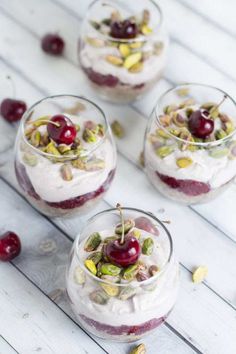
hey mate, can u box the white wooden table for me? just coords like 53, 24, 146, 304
0, 1, 236, 353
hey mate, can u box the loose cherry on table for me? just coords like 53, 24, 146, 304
0, 98, 27, 122
47, 114, 77, 145
105, 235, 140, 267
135, 216, 159, 236
110, 20, 138, 39
0, 231, 21, 262
41, 34, 65, 55
188, 110, 214, 139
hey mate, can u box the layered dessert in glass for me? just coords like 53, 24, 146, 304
79, 0, 168, 103
66, 206, 179, 342
144, 84, 236, 204
14, 95, 117, 217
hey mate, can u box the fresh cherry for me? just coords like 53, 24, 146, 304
110, 20, 138, 39
188, 110, 214, 138
41, 34, 65, 55
135, 217, 159, 236
105, 235, 140, 267
47, 114, 77, 145
0, 231, 21, 262
0, 98, 27, 122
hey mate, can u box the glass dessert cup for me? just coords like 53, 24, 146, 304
79, 0, 168, 104
144, 83, 236, 204
66, 207, 179, 342
14, 95, 117, 217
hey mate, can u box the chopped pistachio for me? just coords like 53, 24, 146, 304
176, 157, 193, 168
84, 259, 97, 275
129, 62, 144, 73
124, 52, 142, 69
119, 44, 131, 58
23, 152, 38, 167
192, 266, 208, 284
156, 145, 174, 158
60, 164, 73, 181
111, 120, 125, 138
106, 55, 123, 66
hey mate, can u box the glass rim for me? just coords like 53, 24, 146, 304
154, 83, 236, 147
74, 207, 173, 288
20, 94, 109, 160
85, 0, 163, 44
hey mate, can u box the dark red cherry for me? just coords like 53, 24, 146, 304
0, 98, 27, 122
41, 34, 64, 55
0, 231, 21, 262
105, 235, 140, 267
188, 110, 214, 138
47, 115, 77, 145
135, 217, 159, 236
110, 20, 138, 39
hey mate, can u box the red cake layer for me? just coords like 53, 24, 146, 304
80, 314, 166, 336
15, 161, 115, 209
156, 171, 211, 196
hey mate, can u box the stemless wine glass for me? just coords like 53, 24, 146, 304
66, 207, 179, 342
14, 95, 117, 217
144, 83, 236, 204
79, 0, 168, 103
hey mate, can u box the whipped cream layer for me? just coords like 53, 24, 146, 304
145, 140, 236, 189
19, 116, 116, 203
67, 229, 179, 327
80, 32, 168, 86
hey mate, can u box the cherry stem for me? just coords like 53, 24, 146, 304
27, 120, 60, 128
206, 94, 227, 119
116, 203, 125, 244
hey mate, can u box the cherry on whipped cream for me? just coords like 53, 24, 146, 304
1, 98, 27, 122
41, 34, 64, 55
47, 114, 77, 145
0, 231, 21, 262
110, 20, 138, 39
188, 110, 214, 138
105, 235, 140, 267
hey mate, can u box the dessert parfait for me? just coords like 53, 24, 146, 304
14, 95, 117, 217
66, 205, 179, 342
79, 0, 168, 103
144, 84, 236, 204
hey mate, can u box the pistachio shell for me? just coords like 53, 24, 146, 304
119, 44, 131, 58
176, 157, 193, 168
124, 52, 142, 69
149, 265, 159, 276
30, 116, 51, 127
156, 145, 174, 158
73, 266, 86, 285
84, 232, 102, 252
142, 237, 154, 255
87, 37, 105, 47
89, 289, 109, 305
122, 264, 139, 281
60, 164, 73, 181
87, 251, 103, 265
84, 259, 97, 275
106, 55, 123, 66
215, 129, 227, 140
136, 271, 149, 282
100, 283, 119, 297
23, 152, 38, 167
30, 130, 41, 147
172, 112, 186, 127
130, 343, 146, 354
111, 120, 125, 138
141, 25, 153, 35
164, 104, 178, 114
115, 219, 135, 235
159, 114, 172, 127
118, 286, 136, 301
209, 147, 229, 158
100, 263, 121, 276
192, 266, 208, 284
